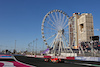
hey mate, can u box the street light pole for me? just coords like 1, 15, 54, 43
36, 38, 38, 55
28, 44, 30, 52
15, 40, 16, 50
33, 40, 34, 54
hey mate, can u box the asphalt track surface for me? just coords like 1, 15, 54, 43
14, 56, 89, 67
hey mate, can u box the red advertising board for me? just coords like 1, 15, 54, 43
66, 57, 75, 60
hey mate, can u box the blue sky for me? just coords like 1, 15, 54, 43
0, 0, 100, 52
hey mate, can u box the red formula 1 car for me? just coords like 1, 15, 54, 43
44, 58, 61, 63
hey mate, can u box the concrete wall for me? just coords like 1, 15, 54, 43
69, 13, 94, 48
78, 13, 94, 43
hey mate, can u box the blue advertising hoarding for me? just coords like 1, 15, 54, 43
75, 57, 99, 61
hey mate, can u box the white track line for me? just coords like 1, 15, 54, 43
12, 55, 36, 67
74, 63, 100, 67
74, 63, 92, 66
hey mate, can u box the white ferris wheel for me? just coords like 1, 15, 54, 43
41, 9, 73, 55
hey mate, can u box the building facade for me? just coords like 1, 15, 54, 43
69, 13, 94, 49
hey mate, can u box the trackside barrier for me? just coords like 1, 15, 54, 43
0, 55, 12, 56
57, 56, 66, 59
61, 53, 77, 57
75, 57, 99, 61
26, 55, 75, 60
98, 57, 100, 61
51, 56, 57, 58
0, 55, 13, 59
75, 57, 82, 60
36, 55, 44, 58
44, 56, 51, 58
25, 55, 32, 57
31, 55, 35, 57
26, 55, 100, 62
66, 57, 75, 60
